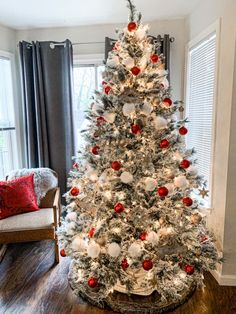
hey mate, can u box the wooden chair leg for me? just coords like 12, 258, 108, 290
55, 237, 59, 264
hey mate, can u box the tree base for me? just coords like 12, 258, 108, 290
76, 283, 196, 314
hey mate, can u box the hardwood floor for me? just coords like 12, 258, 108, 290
0, 241, 236, 314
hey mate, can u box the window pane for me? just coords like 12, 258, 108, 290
0, 56, 18, 179
0, 58, 15, 128
73, 66, 96, 150
97, 65, 105, 88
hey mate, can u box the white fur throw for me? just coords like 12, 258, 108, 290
7, 168, 58, 205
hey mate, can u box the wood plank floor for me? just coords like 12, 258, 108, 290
0, 241, 236, 314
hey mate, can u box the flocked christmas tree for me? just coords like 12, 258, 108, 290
58, 0, 219, 310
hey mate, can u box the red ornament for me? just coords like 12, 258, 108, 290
70, 187, 80, 197
91, 146, 100, 155
128, 22, 137, 32
111, 161, 122, 171
88, 277, 98, 288
163, 97, 173, 106
121, 258, 129, 270
104, 85, 112, 95
142, 259, 153, 271
139, 232, 147, 241
102, 81, 107, 86
73, 162, 79, 169
131, 66, 141, 76
131, 124, 142, 134
96, 116, 106, 126
182, 197, 193, 207
88, 227, 95, 238
60, 249, 66, 257
158, 186, 169, 197
179, 126, 188, 135
200, 235, 208, 242
114, 203, 125, 214
150, 54, 159, 63
184, 264, 195, 275
160, 139, 170, 149
180, 159, 190, 169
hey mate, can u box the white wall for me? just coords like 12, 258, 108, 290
0, 24, 16, 53
187, 0, 236, 283
16, 18, 186, 101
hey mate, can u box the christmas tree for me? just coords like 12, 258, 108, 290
58, 0, 219, 311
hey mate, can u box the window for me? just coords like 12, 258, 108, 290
73, 55, 104, 151
0, 53, 19, 179
185, 28, 218, 206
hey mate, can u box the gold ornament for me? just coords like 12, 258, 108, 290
198, 187, 209, 199
190, 213, 202, 224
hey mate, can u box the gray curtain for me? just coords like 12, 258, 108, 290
19, 39, 75, 196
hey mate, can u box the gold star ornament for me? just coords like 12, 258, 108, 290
198, 187, 209, 199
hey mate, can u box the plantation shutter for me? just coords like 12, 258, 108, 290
186, 33, 217, 190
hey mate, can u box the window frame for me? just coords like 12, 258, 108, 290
0, 50, 23, 178
184, 20, 220, 209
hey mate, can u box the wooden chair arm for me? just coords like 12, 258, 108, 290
53, 187, 62, 229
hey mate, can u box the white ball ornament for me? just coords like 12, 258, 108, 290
173, 151, 182, 161
136, 27, 147, 40
87, 241, 101, 258
144, 177, 157, 192
187, 165, 198, 176
128, 243, 142, 258
165, 183, 175, 194
87, 169, 98, 182
66, 212, 77, 221
153, 115, 168, 130
122, 103, 136, 116
107, 242, 121, 258
174, 175, 189, 188
72, 236, 87, 252
123, 57, 135, 69
103, 112, 116, 123
120, 171, 133, 184
140, 102, 153, 116
147, 231, 159, 245
107, 55, 120, 67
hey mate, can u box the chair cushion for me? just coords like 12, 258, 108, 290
0, 207, 54, 232
7, 168, 58, 205
0, 175, 39, 220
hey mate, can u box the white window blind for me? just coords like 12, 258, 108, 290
186, 33, 217, 200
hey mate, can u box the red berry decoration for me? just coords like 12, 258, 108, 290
131, 66, 141, 76
200, 235, 208, 242
180, 159, 191, 169
160, 139, 170, 149
150, 54, 159, 63
73, 162, 79, 169
128, 22, 137, 32
131, 124, 142, 135
179, 126, 188, 135
88, 277, 98, 288
104, 85, 112, 95
163, 97, 173, 106
158, 186, 169, 197
182, 197, 193, 207
184, 264, 195, 275
111, 161, 122, 171
102, 81, 107, 86
96, 116, 106, 126
121, 258, 129, 270
70, 187, 80, 197
60, 249, 66, 257
92, 145, 100, 155
139, 232, 147, 241
114, 203, 125, 214
142, 259, 153, 271
88, 227, 95, 238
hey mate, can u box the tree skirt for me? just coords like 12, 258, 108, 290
74, 282, 196, 314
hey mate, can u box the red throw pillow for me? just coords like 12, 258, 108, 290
0, 174, 39, 220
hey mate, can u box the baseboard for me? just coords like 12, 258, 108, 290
211, 269, 236, 286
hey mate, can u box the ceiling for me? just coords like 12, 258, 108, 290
0, 0, 202, 30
